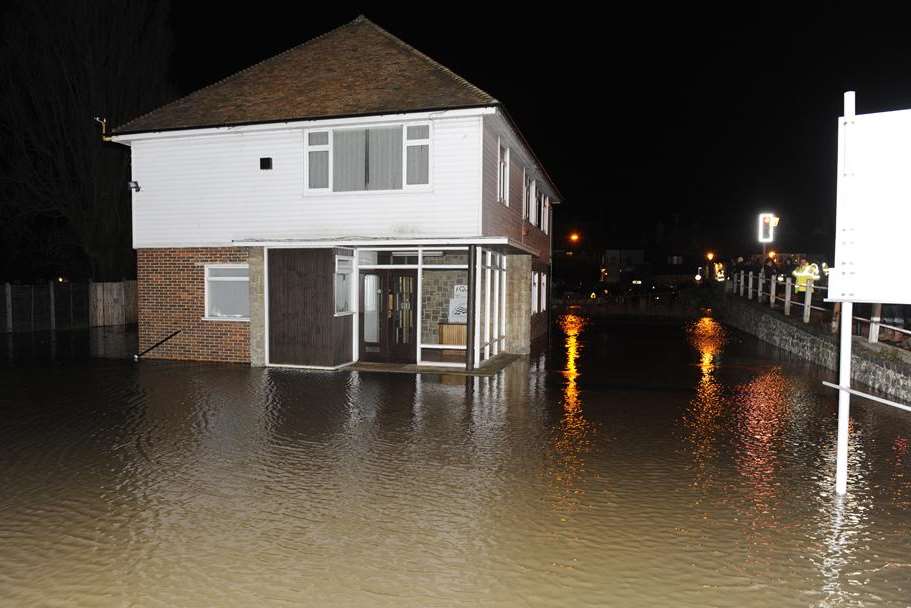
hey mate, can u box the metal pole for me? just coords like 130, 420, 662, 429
784, 278, 792, 316
803, 281, 813, 323
769, 274, 776, 307
748, 271, 753, 300
836, 301, 853, 495
868, 303, 882, 343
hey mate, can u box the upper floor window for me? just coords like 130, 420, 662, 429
406, 125, 430, 186
497, 141, 509, 205
305, 123, 430, 193
522, 169, 531, 220
529, 180, 538, 226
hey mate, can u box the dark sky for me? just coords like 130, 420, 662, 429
168, 3, 911, 257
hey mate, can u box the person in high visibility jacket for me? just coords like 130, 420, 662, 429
792, 258, 820, 293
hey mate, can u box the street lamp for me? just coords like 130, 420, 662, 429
758, 212, 780, 256
569, 232, 580, 244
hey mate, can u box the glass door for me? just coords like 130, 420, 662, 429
359, 270, 417, 363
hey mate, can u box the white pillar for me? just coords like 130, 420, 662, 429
769, 275, 776, 307
803, 281, 813, 323
868, 303, 882, 343
739, 271, 745, 296
784, 278, 792, 316
758, 271, 764, 301
748, 272, 753, 300
836, 301, 854, 495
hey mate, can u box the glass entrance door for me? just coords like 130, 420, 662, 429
359, 270, 417, 363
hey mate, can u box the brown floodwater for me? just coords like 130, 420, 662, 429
1, 316, 910, 607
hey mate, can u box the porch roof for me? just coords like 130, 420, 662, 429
231, 236, 540, 257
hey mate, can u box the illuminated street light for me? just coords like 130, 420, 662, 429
569, 232, 581, 243
706, 252, 715, 261
758, 212, 779, 243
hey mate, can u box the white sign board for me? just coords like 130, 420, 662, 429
448, 285, 468, 323
831, 106, 911, 303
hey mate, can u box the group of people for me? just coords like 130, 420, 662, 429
728, 254, 821, 293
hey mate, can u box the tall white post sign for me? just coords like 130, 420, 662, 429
827, 91, 911, 495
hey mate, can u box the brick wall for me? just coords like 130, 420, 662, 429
137, 248, 250, 363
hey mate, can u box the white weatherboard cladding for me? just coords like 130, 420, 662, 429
130, 116, 482, 247
831, 108, 911, 304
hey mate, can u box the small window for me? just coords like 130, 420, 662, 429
306, 131, 330, 190
335, 256, 354, 315
529, 181, 538, 226
522, 169, 531, 220
542, 196, 549, 234
531, 272, 540, 314
497, 141, 509, 204
205, 264, 249, 320
259, 157, 273, 170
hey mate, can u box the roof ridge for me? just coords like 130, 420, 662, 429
359, 18, 497, 104
117, 16, 364, 132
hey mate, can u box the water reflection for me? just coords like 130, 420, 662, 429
549, 314, 596, 512
684, 317, 728, 482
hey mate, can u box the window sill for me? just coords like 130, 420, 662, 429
201, 316, 250, 322
303, 186, 433, 197
334, 311, 354, 317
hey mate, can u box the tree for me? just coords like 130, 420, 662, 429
0, 0, 173, 280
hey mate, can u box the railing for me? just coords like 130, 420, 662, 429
729, 269, 911, 349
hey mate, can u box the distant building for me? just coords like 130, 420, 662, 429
601, 249, 645, 283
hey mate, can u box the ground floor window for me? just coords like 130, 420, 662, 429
335, 256, 354, 315
204, 264, 249, 320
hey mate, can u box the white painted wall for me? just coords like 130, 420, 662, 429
127, 114, 484, 247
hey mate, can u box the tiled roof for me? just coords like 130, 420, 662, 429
114, 16, 497, 134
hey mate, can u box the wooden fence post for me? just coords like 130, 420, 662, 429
48, 280, 56, 331
740, 271, 745, 296
803, 281, 813, 323
869, 302, 882, 343
748, 272, 754, 300
4, 282, 11, 332
758, 271, 764, 301
784, 278, 792, 316
770, 275, 776, 307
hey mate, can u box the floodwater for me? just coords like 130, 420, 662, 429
1, 316, 910, 607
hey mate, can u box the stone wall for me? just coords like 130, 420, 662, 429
421, 269, 467, 343
717, 293, 911, 403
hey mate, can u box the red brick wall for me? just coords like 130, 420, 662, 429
137, 248, 250, 363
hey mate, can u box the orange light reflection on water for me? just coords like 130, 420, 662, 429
684, 317, 728, 481
550, 313, 595, 512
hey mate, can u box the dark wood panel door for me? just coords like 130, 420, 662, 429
359, 270, 416, 363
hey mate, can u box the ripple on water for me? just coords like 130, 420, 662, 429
1, 320, 910, 606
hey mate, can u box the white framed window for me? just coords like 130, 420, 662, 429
531, 271, 540, 314
542, 196, 550, 234
305, 130, 330, 191
541, 273, 547, 311
335, 255, 354, 315
305, 124, 431, 193
405, 124, 430, 186
522, 169, 531, 220
529, 180, 538, 226
204, 264, 249, 321
497, 140, 509, 204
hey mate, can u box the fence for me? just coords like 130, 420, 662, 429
1, 280, 136, 333
729, 270, 910, 349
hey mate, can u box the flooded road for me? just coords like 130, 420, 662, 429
1, 315, 910, 607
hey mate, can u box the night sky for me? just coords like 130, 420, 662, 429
165, 4, 911, 258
